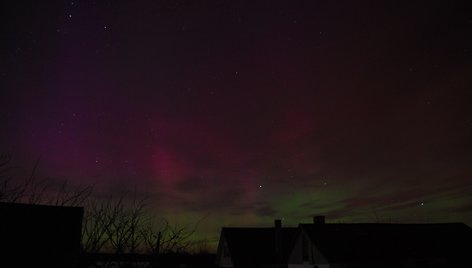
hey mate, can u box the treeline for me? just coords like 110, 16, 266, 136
0, 154, 208, 255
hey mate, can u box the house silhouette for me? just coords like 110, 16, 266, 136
217, 219, 298, 268
216, 216, 472, 268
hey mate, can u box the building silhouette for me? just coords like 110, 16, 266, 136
217, 216, 472, 268
0, 202, 83, 268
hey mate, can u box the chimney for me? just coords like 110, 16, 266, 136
274, 219, 282, 262
275, 219, 282, 229
313, 215, 325, 225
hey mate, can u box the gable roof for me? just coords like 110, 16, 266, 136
221, 227, 298, 266
300, 222, 472, 263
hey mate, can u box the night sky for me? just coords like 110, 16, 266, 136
1, 1, 471, 247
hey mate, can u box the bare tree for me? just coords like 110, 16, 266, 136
0, 153, 15, 201
141, 214, 209, 254
159, 219, 198, 253
82, 192, 205, 255
0, 154, 92, 206
1, 153, 206, 257
105, 193, 148, 254
140, 221, 162, 255
82, 192, 150, 254
0, 154, 44, 203
82, 197, 120, 253
50, 180, 93, 207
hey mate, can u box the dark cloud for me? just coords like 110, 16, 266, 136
174, 176, 208, 193
254, 204, 277, 217
178, 186, 247, 212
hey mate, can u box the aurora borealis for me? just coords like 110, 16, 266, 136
1, 1, 471, 249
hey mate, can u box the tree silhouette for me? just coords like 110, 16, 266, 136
0, 153, 92, 206
82, 192, 201, 255
1, 153, 205, 258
